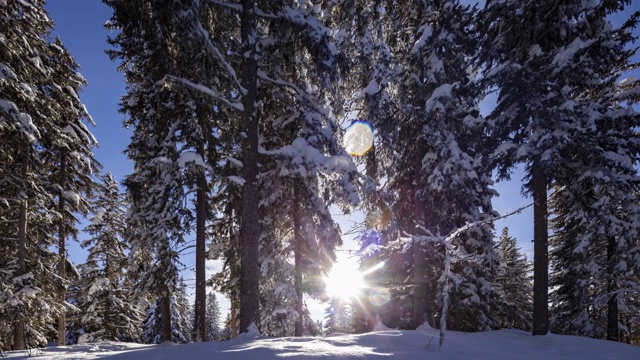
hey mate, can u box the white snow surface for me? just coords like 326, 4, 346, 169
3, 328, 638, 359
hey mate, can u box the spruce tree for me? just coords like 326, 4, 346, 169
105, 0, 223, 342
173, 0, 360, 336
0, 0, 98, 349
75, 173, 143, 342
334, 0, 497, 332
142, 278, 192, 344
549, 2, 640, 340
493, 228, 532, 330
481, 0, 640, 337
324, 297, 351, 334
205, 292, 222, 341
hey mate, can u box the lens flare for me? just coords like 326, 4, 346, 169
343, 120, 373, 156
368, 287, 391, 307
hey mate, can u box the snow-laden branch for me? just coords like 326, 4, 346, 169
256, 70, 305, 96
206, 0, 242, 12
254, 7, 278, 19
414, 203, 533, 347
191, 16, 247, 95
444, 203, 533, 243
165, 75, 244, 111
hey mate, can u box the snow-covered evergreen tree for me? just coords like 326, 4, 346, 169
0, 0, 98, 349
493, 228, 532, 331
334, 0, 497, 332
324, 298, 351, 334
105, 0, 220, 342
205, 292, 222, 341
481, 0, 640, 338
162, 0, 362, 336
74, 173, 143, 342
143, 278, 192, 344
548, 2, 640, 340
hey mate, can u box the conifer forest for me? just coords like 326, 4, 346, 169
2, 0, 640, 351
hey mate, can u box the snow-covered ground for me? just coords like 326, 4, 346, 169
3, 326, 638, 359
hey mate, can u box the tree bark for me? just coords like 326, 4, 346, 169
13, 144, 29, 351
57, 152, 67, 346
161, 296, 172, 342
412, 241, 427, 329
607, 237, 619, 341
293, 185, 304, 336
105, 252, 112, 339
194, 167, 207, 341
238, 0, 261, 335
531, 160, 549, 336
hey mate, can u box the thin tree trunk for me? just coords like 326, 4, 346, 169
607, 237, 619, 341
194, 167, 207, 341
412, 241, 427, 329
532, 160, 549, 336
293, 185, 304, 336
412, 141, 427, 329
231, 296, 237, 339
161, 296, 172, 342
57, 152, 67, 346
105, 252, 112, 339
13, 144, 29, 351
238, 0, 260, 335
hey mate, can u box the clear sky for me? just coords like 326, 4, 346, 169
43, 0, 639, 324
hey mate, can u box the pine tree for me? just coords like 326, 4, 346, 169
75, 173, 143, 342
493, 228, 532, 330
167, 0, 361, 337
205, 292, 222, 341
324, 298, 351, 334
0, 0, 98, 349
105, 0, 220, 342
481, 0, 640, 337
480, 0, 589, 336
548, 3, 640, 340
142, 278, 192, 344
333, 0, 497, 332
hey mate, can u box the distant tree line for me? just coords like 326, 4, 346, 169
1, 0, 640, 351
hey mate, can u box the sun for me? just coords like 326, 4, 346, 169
324, 258, 364, 300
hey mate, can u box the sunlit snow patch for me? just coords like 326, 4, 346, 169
343, 120, 373, 156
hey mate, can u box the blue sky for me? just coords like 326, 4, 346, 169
45, 2, 131, 262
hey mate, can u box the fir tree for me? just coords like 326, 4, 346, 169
0, 0, 98, 349
335, 0, 497, 332
481, 0, 640, 337
324, 298, 351, 334
493, 228, 532, 330
143, 278, 192, 344
205, 292, 222, 341
75, 173, 143, 342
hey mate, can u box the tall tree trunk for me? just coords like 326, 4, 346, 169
412, 142, 427, 329
105, 252, 112, 339
161, 295, 172, 342
230, 296, 238, 339
238, 0, 260, 335
194, 167, 207, 341
57, 152, 67, 346
532, 160, 549, 336
13, 144, 29, 351
412, 241, 427, 329
293, 185, 304, 336
607, 236, 619, 341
